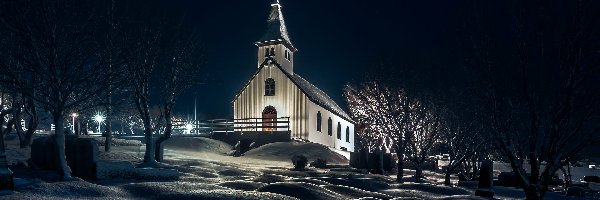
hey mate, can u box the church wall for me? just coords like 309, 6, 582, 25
233, 64, 308, 138
306, 101, 355, 152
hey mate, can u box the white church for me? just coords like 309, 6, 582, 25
233, 0, 355, 152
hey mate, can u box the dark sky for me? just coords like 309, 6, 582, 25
173, 0, 472, 119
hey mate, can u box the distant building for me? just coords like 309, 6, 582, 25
233, 0, 354, 152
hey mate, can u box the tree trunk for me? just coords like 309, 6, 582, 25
143, 127, 156, 165
415, 164, 423, 183
53, 112, 72, 179
395, 144, 404, 183
154, 105, 173, 162
524, 185, 541, 200
104, 97, 112, 152
444, 165, 452, 186
18, 133, 33, 149
18, 98, 37, 149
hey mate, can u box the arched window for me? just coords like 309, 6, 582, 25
265, 78, 275, 96
270, 47, 275, 56
316, 111, 322, 132
346, 126, 350, 142
265, 47, 270, 57
284, 50, 288, 60
327, 118, 332, 136
337, 122, 342, 139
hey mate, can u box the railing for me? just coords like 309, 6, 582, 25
171, 117, 290, 136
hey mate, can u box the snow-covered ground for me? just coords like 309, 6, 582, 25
1, 135, 593, 199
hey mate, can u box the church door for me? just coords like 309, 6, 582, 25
262, 106, 277, 131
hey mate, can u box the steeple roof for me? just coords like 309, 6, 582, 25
256, 0, 297, 51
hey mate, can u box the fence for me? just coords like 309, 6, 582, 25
172, 117, 290, 136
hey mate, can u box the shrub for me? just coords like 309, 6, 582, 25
310, 158, 327, 169
292, 155, 308, 170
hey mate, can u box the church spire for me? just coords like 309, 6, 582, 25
256, 0, 296, 52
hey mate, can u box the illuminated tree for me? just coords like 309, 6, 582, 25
345, 82, 440, 183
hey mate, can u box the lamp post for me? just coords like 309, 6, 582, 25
93, 113, 105, 134
71, 113, 78, 134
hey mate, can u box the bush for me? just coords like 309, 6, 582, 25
292, 155, 308, 170
310, 158, 327, 169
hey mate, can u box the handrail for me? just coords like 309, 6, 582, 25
171, 117, 291, 135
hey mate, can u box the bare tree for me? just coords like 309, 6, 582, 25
465, 0, 600, 198
345, 82, 440, 183
126, 2, 206, 165
404, 99, 440, 183
439, 111, 486, 186
0, 0, 116, 179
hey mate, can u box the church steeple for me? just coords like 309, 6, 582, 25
256, 0, 296, 74
256, 0, 296, 51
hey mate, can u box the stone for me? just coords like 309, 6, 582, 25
475, 159, 494, 197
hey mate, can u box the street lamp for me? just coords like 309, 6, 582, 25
93, 113, 105, 134
71, 113, 78, 134
185, 123, 194, 134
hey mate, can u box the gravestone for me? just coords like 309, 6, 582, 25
30, 136, 99, 180
0, 154, 14, 190
31, 136, 59, 170
361, 149, 369, 170
475, 159, 494, 197
382, 153, 393, 173
72, 138, 98, 180
368, 152, 384, 174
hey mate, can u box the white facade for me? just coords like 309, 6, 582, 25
232, 1, 354, 152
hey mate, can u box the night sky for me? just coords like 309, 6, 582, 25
173, 0, 475, 119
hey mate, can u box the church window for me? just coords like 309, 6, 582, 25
327, 118, 332, 136
270, 47, 275, 56
265, 47, 269, 57
346, 126, 350, 142
265, 78, 275, 96
337, 122, 341, 140
285, 50, 289, 60
316, 112, 322, 132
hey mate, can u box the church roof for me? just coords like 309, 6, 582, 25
288, 73, 353, 122
233, 58, 354, 123
255, 0, 296, 51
